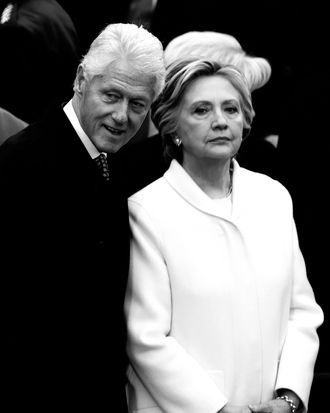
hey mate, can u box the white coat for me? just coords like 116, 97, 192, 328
125, 159, 323, 413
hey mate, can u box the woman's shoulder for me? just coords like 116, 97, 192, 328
128, 176, 169, 205
238, 164, 292, 201
128, 177, 175, 226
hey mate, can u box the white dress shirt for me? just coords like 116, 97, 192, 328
63, 100, 107, 160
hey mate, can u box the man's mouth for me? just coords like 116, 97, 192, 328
104, 125, 125, 135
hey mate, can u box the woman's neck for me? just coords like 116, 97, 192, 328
182, 157, 232, 199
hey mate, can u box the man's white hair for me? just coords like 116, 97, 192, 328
80, 23, 165, 100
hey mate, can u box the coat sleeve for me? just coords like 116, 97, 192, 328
125, 199, 227, 413
275, 217, 324, 412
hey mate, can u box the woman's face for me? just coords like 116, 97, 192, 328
176, 75, 244, 164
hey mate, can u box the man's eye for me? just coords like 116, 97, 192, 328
105, 93, 119, 101
131, 101, 146, 112
132, 101, 144, 108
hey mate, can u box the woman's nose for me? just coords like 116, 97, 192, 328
212, 109, 228, 129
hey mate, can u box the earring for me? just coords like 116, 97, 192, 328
174, 136, 182, 147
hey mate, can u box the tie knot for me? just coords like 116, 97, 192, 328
94, 153, 110, 181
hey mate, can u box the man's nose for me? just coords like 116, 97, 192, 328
112, 100, 129, 124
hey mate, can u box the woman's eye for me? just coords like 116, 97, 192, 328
225, 106, 239, 114
195, 106, 209, 115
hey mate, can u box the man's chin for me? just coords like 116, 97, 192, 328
98, 136, 131, 154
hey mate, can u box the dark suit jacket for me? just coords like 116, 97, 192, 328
118, 133, 167, 197
0, 105, 129, 411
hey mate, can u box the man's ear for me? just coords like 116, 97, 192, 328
74, 64, 86, 96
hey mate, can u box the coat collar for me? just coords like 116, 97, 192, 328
164, 159, 246, 220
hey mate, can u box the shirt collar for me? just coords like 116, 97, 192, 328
63, 99, 106, 160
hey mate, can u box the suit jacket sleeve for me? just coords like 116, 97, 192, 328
125, 199, 227, 413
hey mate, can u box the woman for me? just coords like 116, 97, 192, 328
119, 30, 274, 198
124, 60, 323, 413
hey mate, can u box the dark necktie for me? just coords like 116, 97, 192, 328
94, 153, 110, 181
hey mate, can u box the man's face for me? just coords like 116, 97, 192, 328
76, 60, 154, 153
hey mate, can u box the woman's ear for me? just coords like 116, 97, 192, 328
172, 134, 182, 147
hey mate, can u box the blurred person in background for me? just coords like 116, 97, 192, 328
0, 106, 28, 145
58, 0, 132, 55
0, 0, 80, 123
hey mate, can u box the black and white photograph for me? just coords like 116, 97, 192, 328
1, 1, 328, 412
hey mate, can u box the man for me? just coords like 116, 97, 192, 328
0, 23, 165, 411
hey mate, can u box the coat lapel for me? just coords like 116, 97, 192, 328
164, 159, 245, 220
